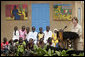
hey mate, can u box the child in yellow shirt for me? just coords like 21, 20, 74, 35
52, 29, 59, 47
37, 27, 44, 41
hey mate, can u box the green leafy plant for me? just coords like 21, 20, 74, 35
30, 45, 84, 56
72, 53, 84, 56
55, 50, 69, 56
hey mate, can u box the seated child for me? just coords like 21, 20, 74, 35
1, 37, 9, 56
37, 38, 45, 48
26, 38, 34, 51
46, 37, 55, 47
8, 39, 15, 55
15, 38, 26, 56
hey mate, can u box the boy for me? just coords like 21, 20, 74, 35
44, 26, 52, 43
37, 27, 44, 41
28, 26, 38, 44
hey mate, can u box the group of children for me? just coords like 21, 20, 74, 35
1, 26, 64, 56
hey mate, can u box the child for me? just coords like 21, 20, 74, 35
19, 26, 26, 40
26, 38, 34, 51
13, 26, 19, 41
1, 37, 9, 56
24, 38, 35, 56
25, 27, 30, 44
8, 39, 15, 56
15, 38, 26, 56
37, 38, 45, 48
37, 27, 44, 41
52, 29, 59, 47
46, 37, 55, 47
28, 26, 38, 44
44, 26, 52, 43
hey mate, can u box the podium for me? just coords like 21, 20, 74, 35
58, 30, 79, 49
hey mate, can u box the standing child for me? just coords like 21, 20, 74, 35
52, 29, 59, 47
13, 26, 19, 41
19, 26, 26, 40
28, 26, 38, 44
37, 27, 44, 42
25, 27, 30, 44
44, 26, 52, 43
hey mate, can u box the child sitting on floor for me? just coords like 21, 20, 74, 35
46, 37, 55, 47
15, 37, 26, 56
1, 37, 9, 56
37, 38, 45, 48
8, 39, 15, 56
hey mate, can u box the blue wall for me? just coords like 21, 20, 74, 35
32, 3, 50, 32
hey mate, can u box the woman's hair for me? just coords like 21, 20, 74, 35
72, 17, 78, 23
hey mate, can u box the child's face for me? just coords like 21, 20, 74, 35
32, 27, 35, 32
19, 39, 23, 43
26, 27, 30, 32
22, 26, 25, 31
54, 30, 57, 33
39, 28, 42, 32
14, 26, 18, 30
3, 38, 7, 43
46, 26, 50, 31
29, 39, 33, 44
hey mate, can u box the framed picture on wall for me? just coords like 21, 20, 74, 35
5, 4, 28, 20
53, 4, 72, 21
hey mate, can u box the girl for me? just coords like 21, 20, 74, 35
19, 26, 26, 40
52, 29, 59, 47
13, 26, 19, 41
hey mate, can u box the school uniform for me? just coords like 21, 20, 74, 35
37, 32, 44, 40
13, 30, 19, 41
44, 30, 52, 43
28, 31, 38, 44
19, 30, 26, 40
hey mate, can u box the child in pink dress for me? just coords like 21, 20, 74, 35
19, 26, 26, 40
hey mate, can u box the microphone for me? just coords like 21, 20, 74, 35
59, 26, 67, 32
63, 26, 67, 31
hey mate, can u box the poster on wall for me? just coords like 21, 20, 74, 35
53, 4, 72, 21
5, 4, 28, 20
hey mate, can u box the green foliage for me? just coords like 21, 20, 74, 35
72, 53, 84, 56
30, 45, 84, 56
